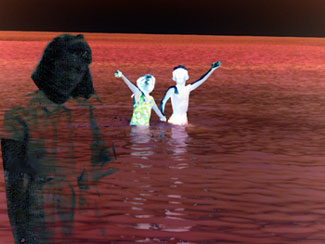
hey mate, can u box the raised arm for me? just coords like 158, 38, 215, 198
160, 86, 175, 116
115, 70, 141, 96
189, 61, 221, 92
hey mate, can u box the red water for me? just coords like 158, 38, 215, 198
1, 32, 325, 243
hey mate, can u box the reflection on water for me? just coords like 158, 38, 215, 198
169, 126, 189, 158
130, 125, 190, 162
130, 126, 154, 160
163, 178, 193, 233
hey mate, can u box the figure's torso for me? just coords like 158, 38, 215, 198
130, 94, 154, 126
170, 85, 191, 116
2, 90, 97, 178
168, 85, 191, 125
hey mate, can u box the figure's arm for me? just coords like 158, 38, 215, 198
88, 104, 118, 183
115, 70, 141, 96
78, 105, 118, 210
1, 138, 29, 243
160, 86, 175, 116
152, 100, 166, 121
189, 61, 221, 92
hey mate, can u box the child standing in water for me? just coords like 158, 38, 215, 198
115, 70, 166, 126
160, 61, 221, 126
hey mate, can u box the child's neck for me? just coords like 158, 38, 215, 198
176, 83, 186, 89
175, 79, 186, 88
143, 91, 150, 97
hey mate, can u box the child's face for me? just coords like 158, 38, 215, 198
172, 68, 189, 84
137, 75, 155, 94
141, 82, 155, 94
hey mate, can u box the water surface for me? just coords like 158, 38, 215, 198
0, 32, 325, 243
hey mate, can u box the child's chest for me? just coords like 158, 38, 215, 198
174, 86, 190, 100
134, 95, 153, 108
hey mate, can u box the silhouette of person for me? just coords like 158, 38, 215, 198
1, 34, 117, 243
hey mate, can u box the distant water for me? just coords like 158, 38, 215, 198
0, 32, 325, 243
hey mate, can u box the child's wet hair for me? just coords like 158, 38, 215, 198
173, 65, 187, 71
144, 74, 153, 79
144, 75, 153, 84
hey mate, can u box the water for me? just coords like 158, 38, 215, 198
0, 32, 325, 243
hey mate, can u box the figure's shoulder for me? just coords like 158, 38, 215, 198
4, 90, 40, 115
166, 85, 179, 95
73, 93, 103, 108
85, 93, 102, 106
24, 90, 41, 98
148, 95, 155, 102
2, 91, 42, 140
25, 90, 46, 106
3, 105, 25, 121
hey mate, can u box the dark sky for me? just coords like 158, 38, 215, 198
0, 0, 324, 37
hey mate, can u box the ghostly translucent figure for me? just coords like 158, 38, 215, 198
160, 61, 221, 126
1, 34, 117, 244
115, 70, 166, 126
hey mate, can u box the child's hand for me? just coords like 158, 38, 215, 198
160, 116, 167, 122
114, 70, 123, 78
212, 61, 221, 69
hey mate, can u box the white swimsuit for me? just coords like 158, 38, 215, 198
168, 113, 188, 126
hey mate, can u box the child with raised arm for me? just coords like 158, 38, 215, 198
160, 61, 221, 126
115, 70, 166, 126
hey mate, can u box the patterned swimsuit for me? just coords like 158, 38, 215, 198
130, 94, 154, 126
